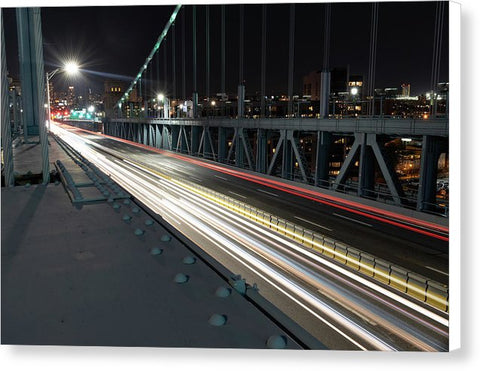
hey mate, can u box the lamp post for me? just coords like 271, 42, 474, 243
46, 61, 79, 130
350, 86, 358, 117
157, 94, 164, 118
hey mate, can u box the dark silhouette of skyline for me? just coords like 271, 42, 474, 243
2, 2, 449, 97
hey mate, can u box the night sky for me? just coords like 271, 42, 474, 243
2, 1, 449, 98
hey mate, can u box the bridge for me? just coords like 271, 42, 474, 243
2, 3, 451, 352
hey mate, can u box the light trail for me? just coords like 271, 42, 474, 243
51, 122, 449, 351
66, 125, 449, 240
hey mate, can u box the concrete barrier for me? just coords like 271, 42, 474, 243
345, 247, 361, 271
322, 237, 336, 258
359, 252, 376, 277
373, 259, 391, 284
302, 230, 314, 249
407, 272, 427, 302
333, 242, 348, 265
285, 222, 296, 240
390, 266, 409, 293
312, 234, 325, 254
426, 280, 449, 311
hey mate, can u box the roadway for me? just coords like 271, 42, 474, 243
50, 122, 449, 351
73, 125, 449, 284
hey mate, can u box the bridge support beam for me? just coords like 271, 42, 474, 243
314, 131, 332, 187
358, 134, 375, 198
417, 135, 447, 212
16, 7, 49, 183
191, 126, 200, 155
176, 126, 190, 154
333, 133, 404, 205
171, 126, 180, 151
142, 124, 149, 145
320, 71, 331, 118
198, 127, 216, 160
154, 124, 162, 149
1, 13, 14, 186
256, 129, 267, 173
162, 126, 171, 150
237, 85, 245, 118
227, 127, 254, 169
282, 130, 294, 179
218, 127, 227, 163
266, 130, 308, 182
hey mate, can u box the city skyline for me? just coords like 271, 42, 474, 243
2, 1, 449, 97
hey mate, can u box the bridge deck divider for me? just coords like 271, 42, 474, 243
154, 167, 450, 313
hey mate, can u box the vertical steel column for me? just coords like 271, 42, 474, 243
1, 12, 14, 186
367, 3, 379, 116
430, 2, 445, 118
163, 38, 168, 93
314, 131, 332, 187
144, 71, 149, 118
234, 128, 245, 168
237, 85, 245, 118
218, 127, 227, 163
206, 5, 210, 101
282, 129, 293, 179
172, 22, 176, 101
17, 7, 49, 143
260, 5, 267, 117
417, 135, 442, 211
182, 9, 186, 100
16, 8, 34, 140
221, 5, 226, 97
357, 133, 375, 198
320, 4, 331, 118
191, 125, 200, 156
287, 4, 295, 117
16, 8, 49, 182
256, 128, 267, 173
192, 6, 198, 117
139, 78, 144, 117
237, 5, 245, 118
143, 124, 149, 145
156, 46, 160, 94
171, 126, 180, 151
155, 125, 162, 149
10, 89, 19, 134
148, 63, 153, 117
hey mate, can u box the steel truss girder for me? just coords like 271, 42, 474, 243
227, 127, 254, 169
333, 133, 404, 205
198, 126, 216, 160
417, 135, 448, 211
110, 117, 448, 137
175, 125, 191, 154
267, 129, 309, 183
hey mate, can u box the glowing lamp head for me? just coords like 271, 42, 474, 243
64, 61, 79, 75
211, 100, 216, 106
87, 105, 95, 113
350, 87, 359, 96
158, 94, 164, 102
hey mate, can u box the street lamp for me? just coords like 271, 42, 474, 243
350, 87, 359, 116
46, 61, 79, 129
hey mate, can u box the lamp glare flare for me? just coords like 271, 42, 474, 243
64, 61, 79, 75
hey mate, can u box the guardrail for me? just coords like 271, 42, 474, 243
170, 175, 449, 313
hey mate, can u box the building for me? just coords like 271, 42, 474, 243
67, 86, 75, 107
103, 80, 127, 117
302, 67, 352, 101
401, 83, 411, 97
